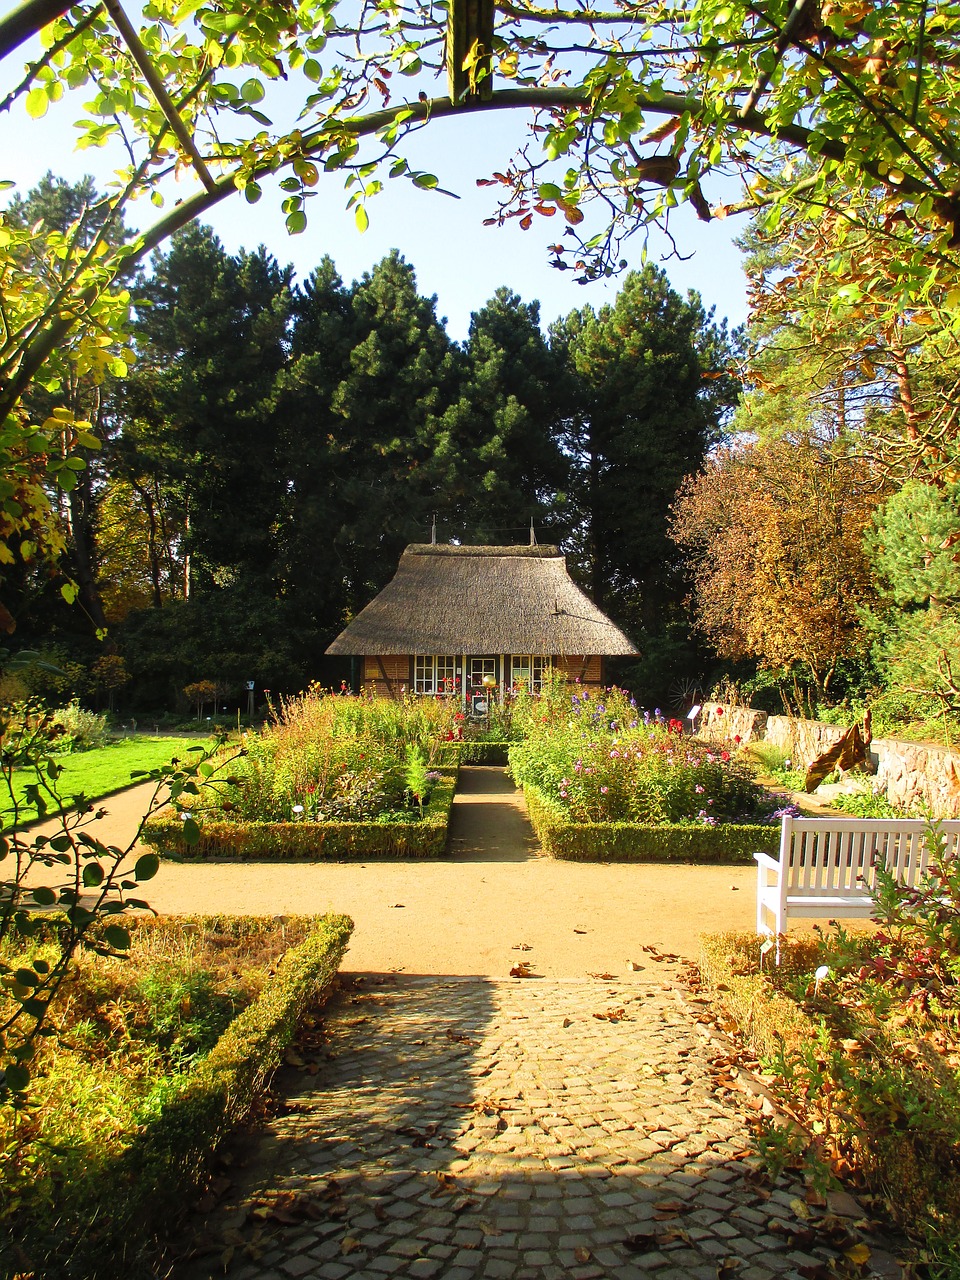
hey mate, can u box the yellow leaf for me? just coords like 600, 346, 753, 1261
844, 1243, 871, 1265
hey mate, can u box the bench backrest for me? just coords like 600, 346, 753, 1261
780, 816, 960, 897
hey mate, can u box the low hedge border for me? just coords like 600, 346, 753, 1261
143, 768, 458, 861
523, 783, 779, 862
699, 931, 960, 1248
459, 740, 512, 765
88, 912, 354, 1276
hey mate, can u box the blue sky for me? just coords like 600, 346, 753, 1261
3, 62, 752, 341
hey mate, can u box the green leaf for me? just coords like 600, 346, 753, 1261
61, 582, 79, 604
286, 210, 307, 234
134, 853, 160, 882
3, 1063, 30, 1092
25, 88, 48, 119
413, 173, 439, 190
240, 78, 265, 103
182, 817, 201, 846
103, 924, 131, 951
243, 181, 262, 204
82, 862, 104, 887
355, 204, 369, 232
30, 886, 56, 906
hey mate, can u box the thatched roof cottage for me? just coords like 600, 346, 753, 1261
326, 543, 637, 703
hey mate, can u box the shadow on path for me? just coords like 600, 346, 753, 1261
176, 972, 906, 1280
447, 767, 540, 864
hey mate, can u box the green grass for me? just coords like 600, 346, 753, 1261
2, 735, 213, 830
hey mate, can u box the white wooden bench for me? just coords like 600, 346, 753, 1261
755, 815, 960, 937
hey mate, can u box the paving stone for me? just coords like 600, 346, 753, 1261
176, 975, 908, 1280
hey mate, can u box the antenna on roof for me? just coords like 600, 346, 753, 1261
529, 518, 537, 547
430, 514, 437, 545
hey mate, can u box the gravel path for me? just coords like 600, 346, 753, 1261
26, 766, 766, 973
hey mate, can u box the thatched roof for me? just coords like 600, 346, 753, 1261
326, 544, 638, 656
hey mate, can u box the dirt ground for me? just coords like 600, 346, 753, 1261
22, 767, 786, 978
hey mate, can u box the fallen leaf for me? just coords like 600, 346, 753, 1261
446, 1028, 478, 1047
562, 1017, 573, 1027
574, 928, 588, 934
844, 1243, 871, 1266
790, 1197, 811, 1221
574, 1247, 591, 1263
389, 903, 405, 908
626, 960, 644, 971
451, 1196, 477, 1215
588, 972, 617, 980
717, 1260, 741, 1277
511, 942, 532, 951
432, 1172, 458, 1197
341, 1237, 360, 1256
653, 1198, 684, 1214
510, 962, 534, 978
593, 1007, 627, 1022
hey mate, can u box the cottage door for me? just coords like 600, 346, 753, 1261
468, 655, 499, 713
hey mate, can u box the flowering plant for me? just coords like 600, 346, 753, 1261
196, 686, 457, 823
509, 679, 769, 825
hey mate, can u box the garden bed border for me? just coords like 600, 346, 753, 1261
143, 767, 458, 861
523, 783, 778, 862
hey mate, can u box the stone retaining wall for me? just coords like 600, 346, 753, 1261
698, 702, 960, 818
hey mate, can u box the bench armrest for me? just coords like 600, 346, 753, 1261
753, 851, 781, 872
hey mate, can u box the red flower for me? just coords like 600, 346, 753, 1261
716, 706, 724, 716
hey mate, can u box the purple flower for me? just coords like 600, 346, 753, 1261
695, 784, 705, 794
600, 785, 609, 794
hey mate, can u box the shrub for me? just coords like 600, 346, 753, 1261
699, 863, 960, 1263
49, 701, 109, 753
1, 912, 352, 1279
524, 783, 776, 862
207, 686, 458, 824
143, 770, 458, 861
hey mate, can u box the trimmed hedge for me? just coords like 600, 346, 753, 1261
524, 783, 779, 862
144, 768, 458, 861
24, 911, 358, 1280
73, 912, 353, 1277
459, 740, 512, 765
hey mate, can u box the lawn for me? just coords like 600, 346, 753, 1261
1, 735, 213, 830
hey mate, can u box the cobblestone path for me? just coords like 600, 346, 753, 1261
183, 972, 903, 1280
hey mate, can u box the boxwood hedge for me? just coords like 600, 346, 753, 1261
143, 769, 458, 861
524, 783, 778, 863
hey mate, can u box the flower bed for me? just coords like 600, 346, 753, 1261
524, 782, 776, 862
145, 688, 462, 860
2, 912, 352, 1279
144, 767, 458, 860
508, 680, 778, 859
699, 872, 960, 1262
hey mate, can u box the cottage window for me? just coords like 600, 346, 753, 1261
511, 655, 547, 692
415, 655, 457, 694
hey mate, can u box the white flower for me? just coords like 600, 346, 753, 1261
292, 804, 304, 815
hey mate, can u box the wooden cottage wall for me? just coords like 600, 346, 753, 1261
362, 655, 412, 696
